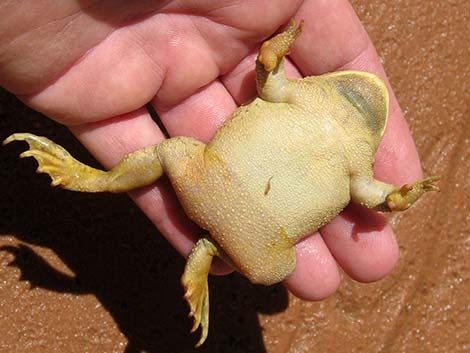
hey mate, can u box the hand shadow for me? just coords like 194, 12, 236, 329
0, 89, 289, 353
0, 244, 85, 293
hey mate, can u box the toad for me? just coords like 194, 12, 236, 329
3, 20, 439, 346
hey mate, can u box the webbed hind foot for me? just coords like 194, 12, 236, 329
181, 237, 220, 347
4, 133, 163, 193
3, 133, 102, 191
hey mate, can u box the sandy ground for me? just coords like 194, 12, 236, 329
1, 1, 469, 352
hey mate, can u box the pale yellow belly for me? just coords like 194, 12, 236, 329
171, 98, 352, 284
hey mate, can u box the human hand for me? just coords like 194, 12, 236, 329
0, 1, 422, 300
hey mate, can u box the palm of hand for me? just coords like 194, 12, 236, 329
0, 0, 423, 300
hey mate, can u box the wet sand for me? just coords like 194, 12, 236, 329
1, 0, 469, 352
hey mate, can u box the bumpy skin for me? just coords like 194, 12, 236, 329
3, 20, 439, 346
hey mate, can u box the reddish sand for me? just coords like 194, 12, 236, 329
1, 1, 469, 352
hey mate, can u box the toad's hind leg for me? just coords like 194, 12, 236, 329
3, 133, 163, 193
181, 237, 220, 347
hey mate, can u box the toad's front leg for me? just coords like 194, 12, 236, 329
385, 176, 440, 211
256, 19, 303, 103
350, 175, 440, 212
3, 133, 164, 193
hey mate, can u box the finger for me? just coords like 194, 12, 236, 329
219, 51, 259, 105
320, 205, 399, 282
283, 233, 341, 301
152, 79, 236, 143
22, 14, 232, 125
